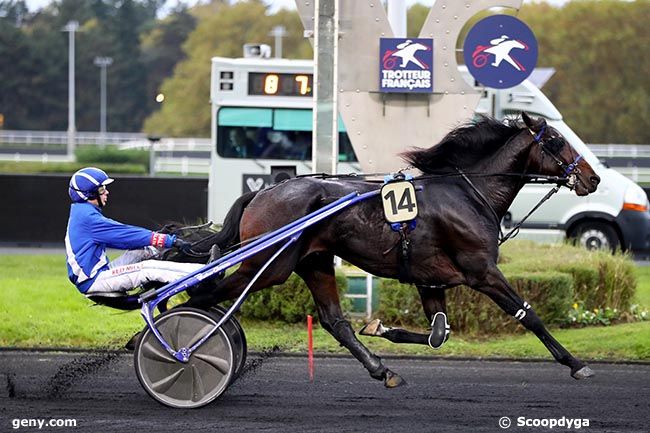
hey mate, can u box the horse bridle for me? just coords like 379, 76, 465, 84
458, 124, 587, 245
530, 125, 584, 189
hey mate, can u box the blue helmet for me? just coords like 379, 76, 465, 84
68, 167, 114, 203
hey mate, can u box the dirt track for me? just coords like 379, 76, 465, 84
1, 350, 649, 432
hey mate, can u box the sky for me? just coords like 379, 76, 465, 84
24, 0, 569, 15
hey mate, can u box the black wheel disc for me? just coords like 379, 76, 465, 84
209, 305, 247, 381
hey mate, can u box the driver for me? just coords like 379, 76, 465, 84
65, 167, 204, 297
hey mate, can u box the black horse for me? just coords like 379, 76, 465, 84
179, 113, 599, 387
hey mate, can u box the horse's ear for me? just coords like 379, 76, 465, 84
521, 111, 546, 131
522, 111, 533, 128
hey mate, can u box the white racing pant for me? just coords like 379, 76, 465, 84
85, 247, 204, 296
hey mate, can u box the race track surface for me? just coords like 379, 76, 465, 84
1, 351, 648, 433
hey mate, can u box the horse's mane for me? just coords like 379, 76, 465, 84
400, 115, 523, 174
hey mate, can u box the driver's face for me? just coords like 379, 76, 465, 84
98, 186, 109, 206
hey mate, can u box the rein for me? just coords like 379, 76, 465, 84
303, 170, 570, 184
179, 125, 584, 254
457, 125, 584, 245
456, 169, 562, 245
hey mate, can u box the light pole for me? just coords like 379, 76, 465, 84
268, 25, 287, 58
93, 56, 113, 135
313, 0, 339, 175
387, 0, 407, 38
63, 20, 79, 158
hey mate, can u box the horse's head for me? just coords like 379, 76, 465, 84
522, 112, 599, 196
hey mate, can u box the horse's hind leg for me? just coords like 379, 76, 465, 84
360, 285, 450, 349
296, 253, 405, 388
473, 268, 594, 380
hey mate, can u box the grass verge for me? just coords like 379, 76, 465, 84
0, 254, 648, 360
634, 266, 650, 307
0, 161, 146, 174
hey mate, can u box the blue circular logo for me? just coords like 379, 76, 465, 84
463, 15, 538, 89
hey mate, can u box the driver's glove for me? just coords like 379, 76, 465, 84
173, 238, 193, 255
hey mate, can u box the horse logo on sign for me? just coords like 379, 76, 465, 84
472, 35, 529, 71
379, 38, 433, 93
463, 15, 538, 89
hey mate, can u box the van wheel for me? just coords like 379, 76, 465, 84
570, 222, 621, 252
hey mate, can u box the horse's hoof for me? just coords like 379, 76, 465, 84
571, 366, 595, 380
359, 319, 385, 336
427, 312, 450, 349
384, 370, 406, 388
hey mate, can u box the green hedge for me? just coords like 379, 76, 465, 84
559, 261, 636, 311
502, 242, 637, 312
76, 145, 149, 170
375, 241, 637, 335
0, 145, 149, 175
377, 272, 573, 334
0, 161, 146, 174
234, 271, 350, 323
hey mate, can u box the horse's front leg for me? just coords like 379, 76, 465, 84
296, 254, 405, 388
360, 285, 451, 349
472, 267, 594, 380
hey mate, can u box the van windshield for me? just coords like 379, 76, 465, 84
216, 107, 358, 162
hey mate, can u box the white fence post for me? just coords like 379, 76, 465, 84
366, 273, 373, 320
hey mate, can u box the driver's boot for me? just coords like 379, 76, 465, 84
208, 244, 221, 263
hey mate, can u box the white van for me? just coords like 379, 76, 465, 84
463, 71, 650, 252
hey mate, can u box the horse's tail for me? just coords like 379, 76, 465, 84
211, 190, 259, 250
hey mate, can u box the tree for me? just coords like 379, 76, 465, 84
0, 19, 33, 129
0, 0, 162, 131
143, 0, 312, 137
140, 5, 197, 117
92, 0, 158, 131
407, 2, 429, 38
0, 0, 29, 26
520, 0, 650, 144
3, 3, 68, 130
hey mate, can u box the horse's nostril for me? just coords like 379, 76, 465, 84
590, 175, 600, 186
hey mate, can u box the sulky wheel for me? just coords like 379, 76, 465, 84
134, 307, 235, 408
209, 305, 247, 381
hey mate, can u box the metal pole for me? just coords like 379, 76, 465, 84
148, 136, 160, 177
100, 66, 106, 133
387, 0, 407, 38
94, 57, 113, 135
312, 0, 339, 175
366, 273, 373, 320
63, 21, 79, 160
268, 25, 287, 59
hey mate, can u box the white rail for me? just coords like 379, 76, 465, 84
590, 144, 650, 158
118, 138, 212, 152
154, 156, 211, 176
2, 131, 650, 179
0, 130, 146, 146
